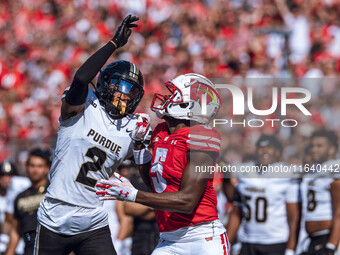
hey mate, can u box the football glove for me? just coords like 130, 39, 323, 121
112, 14, 139, 49
130, 112, 152, 144
96, 173, 138, 202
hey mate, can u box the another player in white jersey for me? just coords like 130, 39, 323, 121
301, 130, 340, 255
227, 135, 300, 255
1, 161, 31, 255
35, 15, 143, 255
0, 162, 19, 254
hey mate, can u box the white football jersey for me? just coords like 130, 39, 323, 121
0, 195, 8, 253
38, 89, 137, 234
5, 176, 31, 214
234, 162, 300, 244
301, 159, 339, 222
1, 176, 31, 254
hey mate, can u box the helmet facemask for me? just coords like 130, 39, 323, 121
151, 81, 183, 111
97, 74, 144, 119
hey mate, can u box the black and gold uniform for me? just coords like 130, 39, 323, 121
14, 183, 48, 255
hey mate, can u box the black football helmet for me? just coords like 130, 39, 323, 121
96, 60, 144, 119
0, 161, 17, 176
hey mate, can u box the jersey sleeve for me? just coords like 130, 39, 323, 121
61, 87, 95, 102
188, 125, 221, 155
59, 88, 95, 125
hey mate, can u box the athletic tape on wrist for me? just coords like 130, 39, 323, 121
325, 243, 336, 251
133, 148, 152, 165
284, 249, 295, 255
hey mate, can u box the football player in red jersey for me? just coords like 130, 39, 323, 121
96, 73, 229, 255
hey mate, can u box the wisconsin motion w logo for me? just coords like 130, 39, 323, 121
190, 79, 222, 115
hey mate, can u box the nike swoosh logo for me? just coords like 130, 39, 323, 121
126, 129, 133, 133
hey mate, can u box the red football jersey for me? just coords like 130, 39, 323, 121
150, 122, 221, 232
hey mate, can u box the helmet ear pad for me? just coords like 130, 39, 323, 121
96, 61, 144, 119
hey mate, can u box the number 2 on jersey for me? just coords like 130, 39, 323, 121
150, 148, 168, 193
75, 147, 107, 188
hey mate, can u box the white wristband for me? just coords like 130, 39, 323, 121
133, 148, 152, 165
325, 243, 336, 250
284, 249, 295, 255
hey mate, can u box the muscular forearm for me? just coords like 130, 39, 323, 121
286, 221, 299, 250
329, 180, 340, 246
124, 202, 155, 220
137, 163, 152, 190
117, 217, 133, 240
328, 217, 340, 246
5, 226, 20, 255
66, 42, 116, 105
226, 205, 241, 244
136, 190, 197, 214
286, 203, 301, 250
134, 142, 153, 190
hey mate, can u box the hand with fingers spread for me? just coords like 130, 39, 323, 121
96, 173, 138, 202
111, 14, 139, 49
130, 112, 152, 144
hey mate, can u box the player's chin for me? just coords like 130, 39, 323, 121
29, 175, 45, 183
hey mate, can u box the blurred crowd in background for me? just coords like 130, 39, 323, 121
1, 0, 340, 169
1, 1, 340, 254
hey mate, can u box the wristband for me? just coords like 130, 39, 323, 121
325, 243, 336, 251
284, 249, 295, 255
133, 148, 152, 165
109, 40, 117, 49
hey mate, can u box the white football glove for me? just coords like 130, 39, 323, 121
96, 173, 138, 202
130, 112, 152, 144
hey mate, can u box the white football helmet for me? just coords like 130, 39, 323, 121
150, 73, 221, 124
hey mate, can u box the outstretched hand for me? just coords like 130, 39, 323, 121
96, 173, 138, 202
112, 14, 139, 49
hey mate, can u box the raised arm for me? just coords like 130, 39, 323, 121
61, 15, 139, 120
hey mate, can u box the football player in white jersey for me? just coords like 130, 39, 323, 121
226, 135, 301, 255
1, 161, 31, 255
301, 130, 340, 255
35, 15, 143, 255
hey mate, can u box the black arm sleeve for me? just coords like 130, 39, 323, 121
65, 42, 116, 105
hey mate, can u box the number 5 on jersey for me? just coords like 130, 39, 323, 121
150, 148, 168, 193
